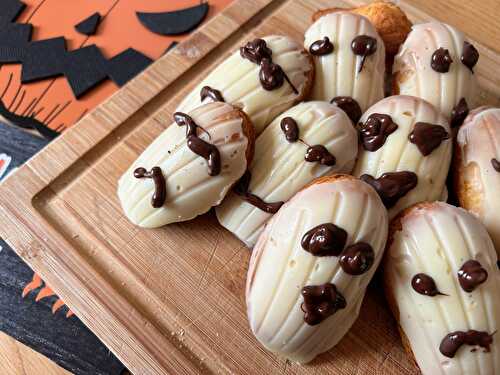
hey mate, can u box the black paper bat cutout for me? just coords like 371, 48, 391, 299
136, 2, 209, 36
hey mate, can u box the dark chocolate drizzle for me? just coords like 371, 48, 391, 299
301, 223, 347, 257
351, 35, 377, 73
450, 98, 469, 128
240, 38, 272, 64
360, 171, 418, 208
440, 330, 494, 358
458, 260, 488, 292
339, 242, 374, 275
259, 58, 285, 91
173, 112, 221, 176
304, 145, 336, 166
359, 113, 398, 152
461, 41, 479, 73
330, 96, 362, 124
234, 171, 284, 214
491, 158, 500, 172
409, 122, 449, 156
309, 37, 334, 56
134, 167, 167, 208
431, 47, 453, 73
280, 117, 299, 142
411, 273, 446, 296
200, 86, 224, 103
240, 38, 298, 94
301, 283, 346, 326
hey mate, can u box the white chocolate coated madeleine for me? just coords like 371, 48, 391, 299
304, 12, 385, 118
176, 35, 314, 135
353, 95, 452, 219
247, 175, 388, 363
393, 22, 479, 125
216, 101, 358, 248
455, 107, 500, 256
118, 102, 254, 228
384, 202, 500, 375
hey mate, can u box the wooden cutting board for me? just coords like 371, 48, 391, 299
1, 0, 499, 374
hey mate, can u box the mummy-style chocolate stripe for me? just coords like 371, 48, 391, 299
234, 171, 284, 214
360, 171, 418, 208
174, 112, 221, 176
301, 223, 347, 256
439, 330, 494, 358
491, 158, 500, 172
280, 117, 299, 142
309, 37, 334, 56
133, 167, 166, 208
451, 98, 469, 128
339, 242, 374, 275
240, 38, 298, 94
409, 122, 449, 156
461, 41, 479, 72
458, 260, 488, 292
411, 273, 446, 296
351, 35, 377, 73
431, 47, 453, 73
301, 283, 346, 326
359, 113, 398, 152
304, 144, 336, 166
330, 96, 362, 123
200, 86, 224, 103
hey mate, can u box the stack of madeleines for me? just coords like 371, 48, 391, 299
117, 2, 499, 373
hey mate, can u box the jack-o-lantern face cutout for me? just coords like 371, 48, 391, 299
0, 0, 230, 138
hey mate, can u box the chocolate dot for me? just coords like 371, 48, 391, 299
458, 260, 488, 292
309, 37, 334, 56
358, 113, 398, 152
330, 96, 362, 124
280, 117, 299, 142
339, 242, 374, 275
461, 41, 479, 72
431, 47, 453, 73
301, 223, 347, 256
450, 98, 469, 128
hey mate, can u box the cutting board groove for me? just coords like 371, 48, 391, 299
1, 0, 499, 374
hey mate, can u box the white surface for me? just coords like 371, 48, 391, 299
177, 35, 313, 135
456, 106, 500, 256
246, 177, 388, 363
304, 12, 385, 111
393, 22, 479, 118
353, 95, 452, 219
385, 202, 500, 375
118, 102, 249, 228
216, 101, 358, 247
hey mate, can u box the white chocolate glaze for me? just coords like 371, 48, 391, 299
216, 101, 358, 247
393, 22, 479, 118
176, 35, 313, 135
247, 176, 388, 363
353, 95, 452, 219
456, 107, 500, 256
304, 12, 385, 112
118, 102, 250, 228
384, 202, 500, 375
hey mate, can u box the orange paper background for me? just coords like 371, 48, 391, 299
0, 0, 232, 131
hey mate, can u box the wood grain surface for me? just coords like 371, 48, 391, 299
1, 0, 499, 374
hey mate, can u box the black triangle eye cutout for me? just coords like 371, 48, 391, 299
75, 12, 102, 36
136, 2, 209, 36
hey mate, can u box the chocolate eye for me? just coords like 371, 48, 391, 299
461, 41, 479, 72
431, 48, 453, 73
351, 35, 377, 72
309, 37, 334, 56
